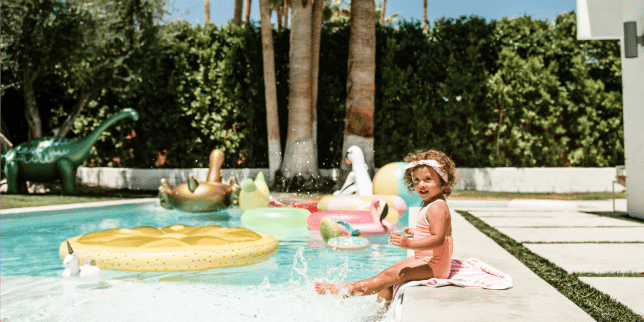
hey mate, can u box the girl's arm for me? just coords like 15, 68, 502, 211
390, 201, 450, 250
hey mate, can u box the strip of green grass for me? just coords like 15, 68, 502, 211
451, 190, 626, 200
1, 190, 156, 210
576, 272, 644, 277
458, 210, 644, 322
526, 241, 644, 244
585, 212, 644, 224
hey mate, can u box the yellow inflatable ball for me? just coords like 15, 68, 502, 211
372, 162, 423, 218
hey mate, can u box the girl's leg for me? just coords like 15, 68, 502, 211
315, 257, 434, 296
377, 286, 393, 308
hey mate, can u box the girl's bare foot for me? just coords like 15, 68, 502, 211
315, 282, 340, 295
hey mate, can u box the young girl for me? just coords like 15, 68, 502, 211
315, 149, 457, 307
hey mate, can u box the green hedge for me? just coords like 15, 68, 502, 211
5, 11, 623, 169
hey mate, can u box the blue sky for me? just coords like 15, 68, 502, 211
165, 0, 578, 26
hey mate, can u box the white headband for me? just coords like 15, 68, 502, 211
405, 160, 448, 182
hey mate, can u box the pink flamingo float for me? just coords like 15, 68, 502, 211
307, 198, 394, 236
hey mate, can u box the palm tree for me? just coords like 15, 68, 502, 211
244, 0, 252, 24
259, 0, 281, 185
380, 0, 387, 24
340, 0, 376, 180
423, 0, 428, 33
311, 0, 324, 172
276, 1, 283, 29
233, 0, 243, 25
280, 0, 315, 179
205, 0, 210, 24
278, 0, 324, 188
283, 0, 289, 28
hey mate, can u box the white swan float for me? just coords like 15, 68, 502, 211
334, 146, 373, 196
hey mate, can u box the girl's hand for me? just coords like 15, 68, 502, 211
389, 231, 410, 249
403, 227, 414, 238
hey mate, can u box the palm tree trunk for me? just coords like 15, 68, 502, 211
244, 0, 252, 24
259, 0, 282, 185
310, 0, 324, 171
280, 0, 317, 179
283, 0, 289, 28
205, 0, 210, 24
380, 0, 387, 25
233, 0, 243, 25
341, 0, 376, 181
423, 0, 428, 33
277, 3, 283, 29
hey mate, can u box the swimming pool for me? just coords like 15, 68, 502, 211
1, 199, 409, 321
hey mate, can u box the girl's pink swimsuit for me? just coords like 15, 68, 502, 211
413, 199, 453, 279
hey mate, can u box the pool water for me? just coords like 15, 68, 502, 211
1, 201, 409, 321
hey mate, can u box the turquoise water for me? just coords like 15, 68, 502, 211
1, 202, 408, 284
1, 201, 412, 321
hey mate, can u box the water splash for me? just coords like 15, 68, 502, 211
289, 246, 311, 286
2, 247, 390, 322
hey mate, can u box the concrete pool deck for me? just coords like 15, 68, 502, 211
399, 199, 644, 321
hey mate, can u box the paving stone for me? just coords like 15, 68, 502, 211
468, 211, 597, 218
399, 211, 594, 322
524, 243, 644, 273
497, 227, 644, 243
579, 277, 644, 318
479, 216, 641, 227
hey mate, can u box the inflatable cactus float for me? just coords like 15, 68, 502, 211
1, 108, 139, 194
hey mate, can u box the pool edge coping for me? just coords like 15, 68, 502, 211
0, 198, 159, 216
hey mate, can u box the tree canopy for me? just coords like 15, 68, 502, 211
1, 0, 169, 144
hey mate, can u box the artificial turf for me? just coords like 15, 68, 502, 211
450, 190, 626, 200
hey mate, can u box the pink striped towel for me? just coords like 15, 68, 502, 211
389, 258, 512, 321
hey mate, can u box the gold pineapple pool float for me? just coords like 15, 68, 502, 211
59, 224, 279, 271
158, 149, 241, 213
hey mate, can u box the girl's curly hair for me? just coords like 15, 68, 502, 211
402, 149, 458, 197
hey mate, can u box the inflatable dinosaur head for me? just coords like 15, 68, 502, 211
121, 108, 139, 121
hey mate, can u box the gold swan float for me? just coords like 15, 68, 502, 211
158, 149, 240, 213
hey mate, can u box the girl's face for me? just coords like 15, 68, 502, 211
412, 165, 444, 202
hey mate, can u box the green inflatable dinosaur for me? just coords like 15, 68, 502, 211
1, 108, 139, 194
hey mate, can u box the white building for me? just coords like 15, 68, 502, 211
577, 0, 644, 219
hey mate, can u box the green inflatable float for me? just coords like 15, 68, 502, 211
1, 108, 139, 194
241, 207, 310, 232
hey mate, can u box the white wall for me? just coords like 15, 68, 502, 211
577, 0, 644, 219
621, 1, 644, 219
455, 168, 624, 193
76, 166, 624, 193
